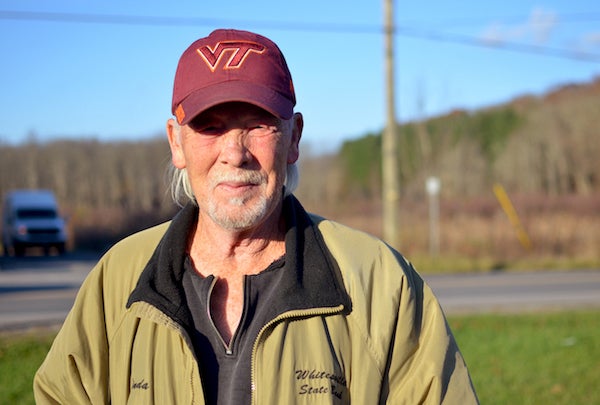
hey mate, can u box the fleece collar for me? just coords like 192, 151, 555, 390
127, 195, 350, 331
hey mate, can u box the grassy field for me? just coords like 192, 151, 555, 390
1, 311, 598, 404
0, 329, 55, 404
448, 310, 600, 404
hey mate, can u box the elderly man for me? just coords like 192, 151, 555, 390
34, 29, 478, 404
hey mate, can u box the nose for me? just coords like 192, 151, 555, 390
219, 129, 252, 167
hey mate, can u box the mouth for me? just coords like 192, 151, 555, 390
213, 172, 265, 194
217, 181, 257, 192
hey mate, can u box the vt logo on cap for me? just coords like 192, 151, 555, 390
172, 29, 296, 125
197, 41, 266, 72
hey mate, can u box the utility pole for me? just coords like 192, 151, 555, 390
382, 0, 400, 246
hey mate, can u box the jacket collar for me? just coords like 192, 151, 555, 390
127, 195, 350, 330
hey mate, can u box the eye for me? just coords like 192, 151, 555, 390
189, 118, 224, 135
246, 116, 281, 137
247, 124, 275, 137
198, 126, 221, 134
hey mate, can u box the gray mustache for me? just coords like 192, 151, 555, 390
211, 170, 266, 186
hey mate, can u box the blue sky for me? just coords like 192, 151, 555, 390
1, 1, 599, 153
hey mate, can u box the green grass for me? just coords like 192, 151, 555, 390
1, 311, 599, 404
448, 311, 600, 405
0, 330, 55, 404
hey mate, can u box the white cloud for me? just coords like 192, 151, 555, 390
581, 32, 600, 47
571, 31, 600, 58
480, 7, 558, 46
529, 7, 558, 43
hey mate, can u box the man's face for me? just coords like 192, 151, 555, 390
168, 102, 301, 231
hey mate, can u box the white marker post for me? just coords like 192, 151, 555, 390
426, 176, 441, 257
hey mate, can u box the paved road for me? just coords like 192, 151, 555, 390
425, 270, 600, 314
1, 254, 599, 331
0, 254, 96, 331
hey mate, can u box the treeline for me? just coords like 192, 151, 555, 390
332, 78, 600, 202
0, 137, 177, 250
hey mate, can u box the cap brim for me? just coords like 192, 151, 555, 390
177, 81, 294, 125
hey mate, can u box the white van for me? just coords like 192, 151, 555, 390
1, 190, 67, 256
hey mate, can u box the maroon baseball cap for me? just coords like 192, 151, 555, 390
172, 29, 296, 125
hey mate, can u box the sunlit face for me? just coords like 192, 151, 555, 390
167, 102, 301, 231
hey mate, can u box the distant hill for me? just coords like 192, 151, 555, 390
298, 76, 600, 204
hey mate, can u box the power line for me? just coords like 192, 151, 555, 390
396, 26, 600, 63
4, 9, 600, 30
1, 10, 599, 62
401, 12, 600, 29
0, 10, 381, 33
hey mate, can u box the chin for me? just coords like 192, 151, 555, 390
208, 198, 270, 231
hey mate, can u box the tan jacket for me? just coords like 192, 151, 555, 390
34, 198, 478, 404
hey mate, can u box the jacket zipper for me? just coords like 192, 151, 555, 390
249, 305, 345, 405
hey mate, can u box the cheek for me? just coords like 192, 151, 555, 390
185, 153, 213, 177
272, 152, 291, 185
180, 139, 217, 173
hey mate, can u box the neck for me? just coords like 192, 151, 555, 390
187, 208, 286, 278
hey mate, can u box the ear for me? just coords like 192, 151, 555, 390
287, 113, 303, 164
167, 118, 186, 169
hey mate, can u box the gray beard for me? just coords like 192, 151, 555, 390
206, 193, 269, 231
205, 169, 272, 231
